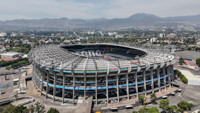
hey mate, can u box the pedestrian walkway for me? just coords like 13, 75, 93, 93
178, 69, 200, 85
19, 72, 27, 91
101, 87, 178, 110
74, 96, 93, 113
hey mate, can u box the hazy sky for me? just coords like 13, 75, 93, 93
0, 0, 200, 20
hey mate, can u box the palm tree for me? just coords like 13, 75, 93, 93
150, 93, 157, 104
139, 95, 147, 105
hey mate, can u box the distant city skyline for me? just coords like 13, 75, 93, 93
0, 0, 200, 20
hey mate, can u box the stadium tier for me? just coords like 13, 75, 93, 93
28, 43, 176, 104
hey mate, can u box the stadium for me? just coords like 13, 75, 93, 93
28, 43, 176, 104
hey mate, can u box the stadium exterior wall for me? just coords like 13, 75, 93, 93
32, 62, 175, 104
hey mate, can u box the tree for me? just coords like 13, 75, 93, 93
28, 102, 45, 113
196, 58, 200, 67
177, 101, 193, 111
138, 107, 148, 113
132, 111, 138, 113
176, 108, 184, 113
179, 57, 186, 65
2, 104, 17, 113
15, 105, 29, 113
138, 107, 159, 113
159, 99, 169, 111
150, 93, 157, 104
148, 107, 159, 113
5, 66, 11, 70
174, 70, 188, 84
138, 95, 147, 105
164, 105, 177, 113
2, 104, 28, 113
47, 107, 59, 113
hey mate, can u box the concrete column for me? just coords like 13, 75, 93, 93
151, 70, 154, 93
116, 74, 119, 102
38, 68, 41, 92
84, 76, 86, 100
126, 74, 129, 100
73, 76, 75, 104
171, 65, 175, 81
61, 70, 65, 103
53, 73, 57, 102
135, 72, 138, 98
157, 68, 161, 92
95, 76, 98, 105
41, 70, 44, 96
46, 73, 50, 99
168, 66, 171, 87
106, 62, 110, 104
143, 71, 146, 96
106, 75, 109, 103
163, 67, 167, 89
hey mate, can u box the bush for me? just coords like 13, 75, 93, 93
11, 59, 29, 68
47, 107, 59, 113
196, 58, 200, 67
174, 70, 188, 84
179, 57, 186, 65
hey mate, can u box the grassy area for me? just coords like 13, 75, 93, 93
0, 58, 29, 69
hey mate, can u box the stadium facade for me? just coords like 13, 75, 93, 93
28, 43, 176, 104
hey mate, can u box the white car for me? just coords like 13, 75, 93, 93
162, 95, 168, 99
178, 89, 182, 92
171, 92, 176, 95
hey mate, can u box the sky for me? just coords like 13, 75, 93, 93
0, 0, 200, 20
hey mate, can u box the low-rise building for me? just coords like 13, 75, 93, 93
0, 52, 20, 59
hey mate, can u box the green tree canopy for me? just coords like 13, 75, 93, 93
164, 105, 177, 113
196, 58, 200, 67
132, 111, 138, 113
179, 57, 186, 65
47, 107, 59, 113
2, 104, 28, 113
159, 99, 169, 111
138, 95, 147, 105
138, 107, 159, 113
28, 102, 45, 113
150, 93, 157, 104
177, 101, 193, 111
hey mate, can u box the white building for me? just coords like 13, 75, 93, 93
159, 33, 165, 38
108, 32, 117, 36
0, 52, 20, 59
150, 37, 157, 43
10, 32, 17, 37
197, 41, 200, 45
0, 32, 7, 37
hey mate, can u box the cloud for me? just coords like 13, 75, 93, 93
0, 0, 200, 20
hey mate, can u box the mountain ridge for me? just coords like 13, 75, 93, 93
1, 13, 200, 31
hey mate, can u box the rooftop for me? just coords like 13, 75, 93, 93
28, 43, 175, 71
1, 52, 20, 56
